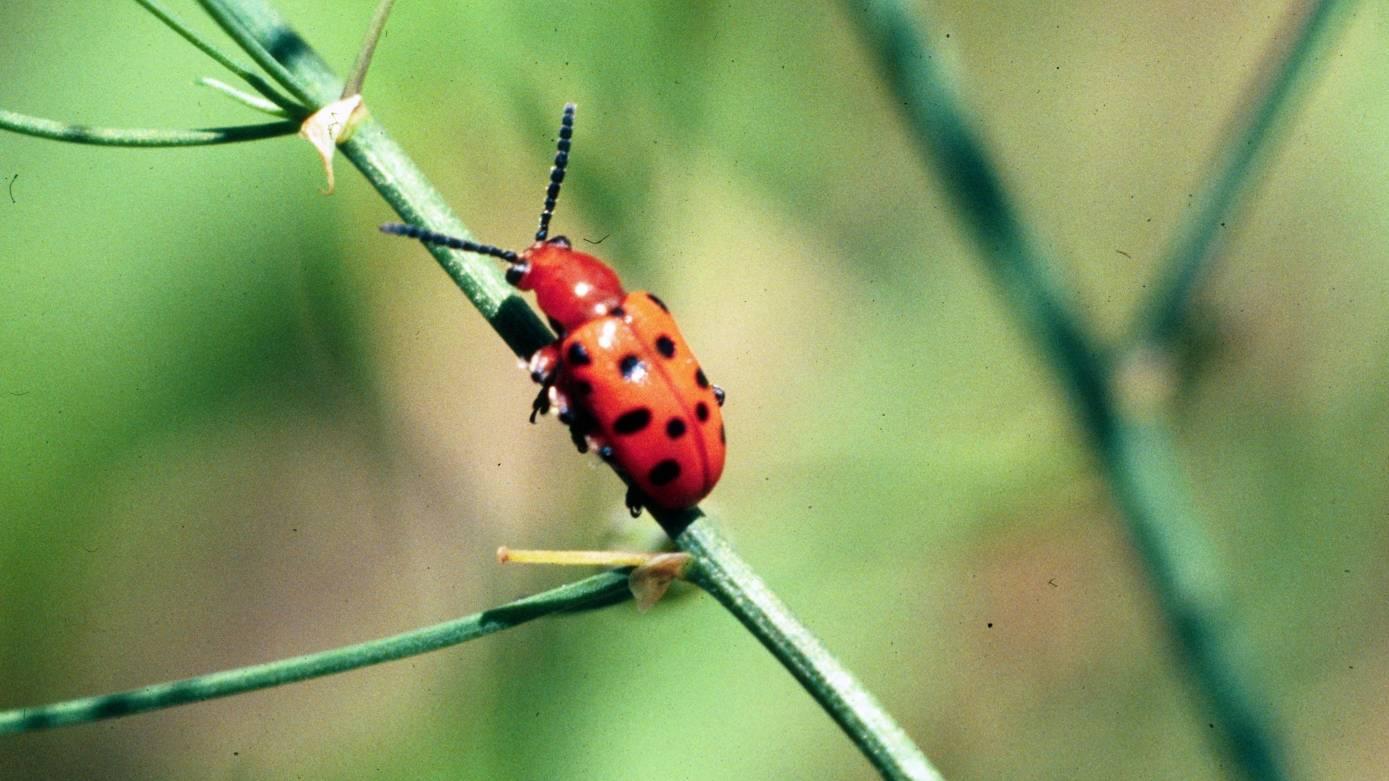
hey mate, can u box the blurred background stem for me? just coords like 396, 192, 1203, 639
1134, 0, 1351, 351
849, 0, 1350, 778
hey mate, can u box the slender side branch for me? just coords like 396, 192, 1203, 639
1136, 0, 1352, 349
342, 0, 397, 98
197, 0, 339, 108
675, 517, 944, 781
0, 109, 297, 147
135, 0, 302, 114
0, 571, 630, 734
198, 76, 292, 117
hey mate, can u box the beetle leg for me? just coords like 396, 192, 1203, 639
527, 344, 563, 423
712, 384, 726, 407
567, 413, 590, 454
549, 388, 591, 454
624, 484, 646, 518
529, 384, 552, 423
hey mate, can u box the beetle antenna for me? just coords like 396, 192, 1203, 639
535, 102, 575, 242
380, 223, 520, 263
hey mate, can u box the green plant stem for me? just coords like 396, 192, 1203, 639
199, 2, 940, 777
1136, 0, 1351, 349
135, 0, 302, 114
676, 516, 944, 781
848, 2, 1297, 779
0, 108, 297, 146
0, 571, 631, 735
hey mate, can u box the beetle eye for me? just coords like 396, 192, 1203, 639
505, 263, 528, 286
549, 235, 572, 248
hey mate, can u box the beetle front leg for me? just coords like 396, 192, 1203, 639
527, 344, 562, 423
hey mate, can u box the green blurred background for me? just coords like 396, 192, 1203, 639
3, 1, 1387, 778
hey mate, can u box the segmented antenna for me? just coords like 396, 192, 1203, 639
535, 103, 576, 242
379, 223, 519, 263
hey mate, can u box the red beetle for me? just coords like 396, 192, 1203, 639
382, 104, 725, 516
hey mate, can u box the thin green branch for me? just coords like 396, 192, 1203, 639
135, 0, 302, 115
0, 108, 296, 147
0, 571, 631, 734
676, 516, 944, 781
847, 2, 1304, 780
1135, 0, 1352, 349
342, 0, 397, 98
197, 76, 291, 117
197, 0, 338, 108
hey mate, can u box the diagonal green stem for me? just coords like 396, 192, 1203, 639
0, 571, 631, 734
1135, 0, 1352, 349
847, 2, 1312, 779
198, 2, 941, 776
675, 516, 944, 781
845, 0, 1110, 439
134, 0, 302, 114
1095, 402, 1283, 780
0, 108, 297, 147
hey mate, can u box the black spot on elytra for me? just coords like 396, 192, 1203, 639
647, 292, 669, 312
666, 418, 687, 439
655, 335, 676, 358
609, 305, 626, 318
619, 354, 644, 379
648, 459, 681, 486
573, 380, 593, 397
566, 342, 591, 366
613, 407, 652, 434
696, 402, 710, 422
695, 368, 710, 388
